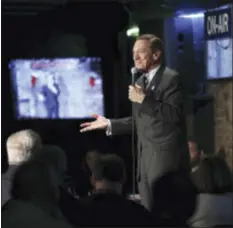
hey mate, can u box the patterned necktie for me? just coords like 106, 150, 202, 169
143, 74, 149, 90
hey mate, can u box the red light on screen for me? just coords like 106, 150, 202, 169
31, 75, 37, 87
89, 77, 95, 87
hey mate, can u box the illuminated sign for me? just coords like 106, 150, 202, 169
205, 7, 232, 40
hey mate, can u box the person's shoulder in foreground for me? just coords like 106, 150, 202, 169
79, 191, 155, 226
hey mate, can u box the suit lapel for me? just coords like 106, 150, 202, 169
134, 64, 166, 93
147, 64, 165, 92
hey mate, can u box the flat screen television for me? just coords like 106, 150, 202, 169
9, 58, 105, 119
206, 4, 233, 80
206, 38, 233, 79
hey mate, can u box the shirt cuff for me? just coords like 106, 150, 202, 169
106, 119, 112, 136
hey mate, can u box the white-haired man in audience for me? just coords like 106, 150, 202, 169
1, 129, 42, 206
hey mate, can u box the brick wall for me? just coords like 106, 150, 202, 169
207, 80, 233, 171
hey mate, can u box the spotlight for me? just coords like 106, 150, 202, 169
126, 25, 140, 37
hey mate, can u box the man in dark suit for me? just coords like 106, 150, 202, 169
42, 74, 60, 119
79, 154, 153, 226
80, 34, 190, 210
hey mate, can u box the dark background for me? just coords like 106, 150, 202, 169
2, 0, 231, 193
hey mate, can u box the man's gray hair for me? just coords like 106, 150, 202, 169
6, 129, 42, 165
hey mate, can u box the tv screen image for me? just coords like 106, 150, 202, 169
9, 58, 104, 119
206, 38, 233, 79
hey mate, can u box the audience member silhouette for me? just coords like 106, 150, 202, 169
151, 171, 197, 227
75, 149, 103, 197
2, 161, 73, 228
190, 155, 233, 227
30, 145, 86, 226
2, 129, 42, 206
79, 154, 154, 226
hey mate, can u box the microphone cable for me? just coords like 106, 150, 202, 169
132, 97, 136, 200
131, 67, 138, 200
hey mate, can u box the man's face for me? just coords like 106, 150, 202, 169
188, 141, 199, 161
132, 39, 160, 71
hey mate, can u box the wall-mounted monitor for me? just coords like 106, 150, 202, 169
206, 38, 232, 79
9, 58, 104, 119
205, 5, 233, 80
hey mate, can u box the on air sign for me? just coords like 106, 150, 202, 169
205, 7, 232, 40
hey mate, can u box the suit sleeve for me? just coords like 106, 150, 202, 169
140, 74, 183, 124
109, 117, 132, 135
55, 84, 60, 96
41, 86, 46, 96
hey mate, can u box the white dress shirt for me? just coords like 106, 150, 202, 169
106, 65, 161, 135
143, 65, 161, 88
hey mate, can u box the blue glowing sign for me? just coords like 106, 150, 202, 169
205, 7, 232, 40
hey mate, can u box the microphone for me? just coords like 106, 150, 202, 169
131, 67, 139, 85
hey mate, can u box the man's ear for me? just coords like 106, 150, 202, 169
153, 50, 162, 61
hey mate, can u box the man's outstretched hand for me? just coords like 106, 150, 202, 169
80, 114, 109, 133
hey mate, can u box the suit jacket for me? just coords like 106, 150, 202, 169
2, 199, 73, 228
79, 190, 154, 226
1, 165, 19, 207
42, 85, 60, 108
58, 186, 89, 227
110, 65, 190, 181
